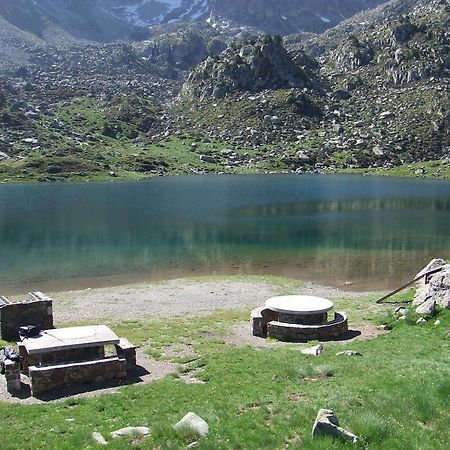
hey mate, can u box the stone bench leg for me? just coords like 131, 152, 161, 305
4, 360, 21, 392
115, 338, 136, 369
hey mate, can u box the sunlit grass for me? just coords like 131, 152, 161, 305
1, 291, 449, 449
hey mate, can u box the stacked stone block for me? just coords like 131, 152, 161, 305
115, 338, 137, 370
4, 360, 21, 392
251, 306, 348, 342
29, 357, 127, 395
18, 343, 105, 374
0, 292, 54, 341
267, 312, 348, 341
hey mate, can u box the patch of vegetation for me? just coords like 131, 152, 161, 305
1, 290, 449, 448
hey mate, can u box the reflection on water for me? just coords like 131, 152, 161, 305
0, 174, 450, 294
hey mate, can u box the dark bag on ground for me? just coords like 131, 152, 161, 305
0, 347, 23, 375
19, 325, 41, 339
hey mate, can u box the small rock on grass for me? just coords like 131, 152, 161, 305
416, 317, 427, 325
187, 442, 199, 449
110, 426, 150, 439
336, 350, 362, 356
175, 412, 209, 437
301, 344, 324, 356
312, 409, 359, 443
92, 432, 107, 446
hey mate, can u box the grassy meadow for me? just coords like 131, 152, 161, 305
1, 283, 449, 449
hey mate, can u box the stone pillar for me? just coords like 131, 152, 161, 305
115, 338, 136, 370
4, 360, 21, 392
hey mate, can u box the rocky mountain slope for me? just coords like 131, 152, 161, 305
0, 0, 449, 182
176, 0, 450, 172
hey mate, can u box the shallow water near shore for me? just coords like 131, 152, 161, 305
1, 174, 449, 295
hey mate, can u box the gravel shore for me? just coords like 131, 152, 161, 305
44, 277, 379, 324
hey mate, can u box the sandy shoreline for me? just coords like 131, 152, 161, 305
24, 276, 382, 325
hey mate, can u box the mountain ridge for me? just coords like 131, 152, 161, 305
0, 0, 388, 43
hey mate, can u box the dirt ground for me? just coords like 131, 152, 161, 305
46, 278, 375, 324
2, 278, 383, 404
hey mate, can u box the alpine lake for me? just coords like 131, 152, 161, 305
1, 173, 449, 295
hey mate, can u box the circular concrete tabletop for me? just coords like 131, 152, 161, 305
265, 295, 333, 315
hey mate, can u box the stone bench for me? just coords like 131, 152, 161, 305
29, 356, 127, 395
267, 312, 348, 342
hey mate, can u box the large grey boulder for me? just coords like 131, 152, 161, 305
312, 409, 359, 443
414, 258, 446, 289
413, 259, 450, 313
174, 412, 209, 437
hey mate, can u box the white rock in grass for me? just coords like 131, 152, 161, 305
110, 426, 150, 439
312, 409, 359, 443
434, 320, 441, 326
92, 432, 108, 445
175, 412, 209, 437
336, 350, 362, 357
301, 344, 324, 356
416, 317, 427, 325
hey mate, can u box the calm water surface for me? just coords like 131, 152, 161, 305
1, 174, 449, 294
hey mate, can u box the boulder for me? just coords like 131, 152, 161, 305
110, 426, 150, 439
413, 259, 450, 312
92, 432, 107, 445
200, 155, 215, 163
415, 299, 436, 316
301, 344, 324, 356
414, 258, 446, 288
174, 412, 209, 437
312, 409, 359, 443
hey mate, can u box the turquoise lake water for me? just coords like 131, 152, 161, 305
1, 174, 449, 294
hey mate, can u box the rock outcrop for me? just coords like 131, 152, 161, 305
413, 259, 450, 313
183, 37, 308, 99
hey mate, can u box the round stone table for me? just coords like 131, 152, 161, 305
265, 295, 334, 325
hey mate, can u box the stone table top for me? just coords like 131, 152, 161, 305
265, 295, 333, 315
21, 325, 120, 355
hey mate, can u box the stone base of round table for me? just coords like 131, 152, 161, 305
267, 312, 348, 342
278, 312, 328, 325
251, 307, 348, 342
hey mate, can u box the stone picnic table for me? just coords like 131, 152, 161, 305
251, 295, 348, 341
16, 325, 136, 396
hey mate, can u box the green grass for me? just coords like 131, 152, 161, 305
1, 294, 449, 449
